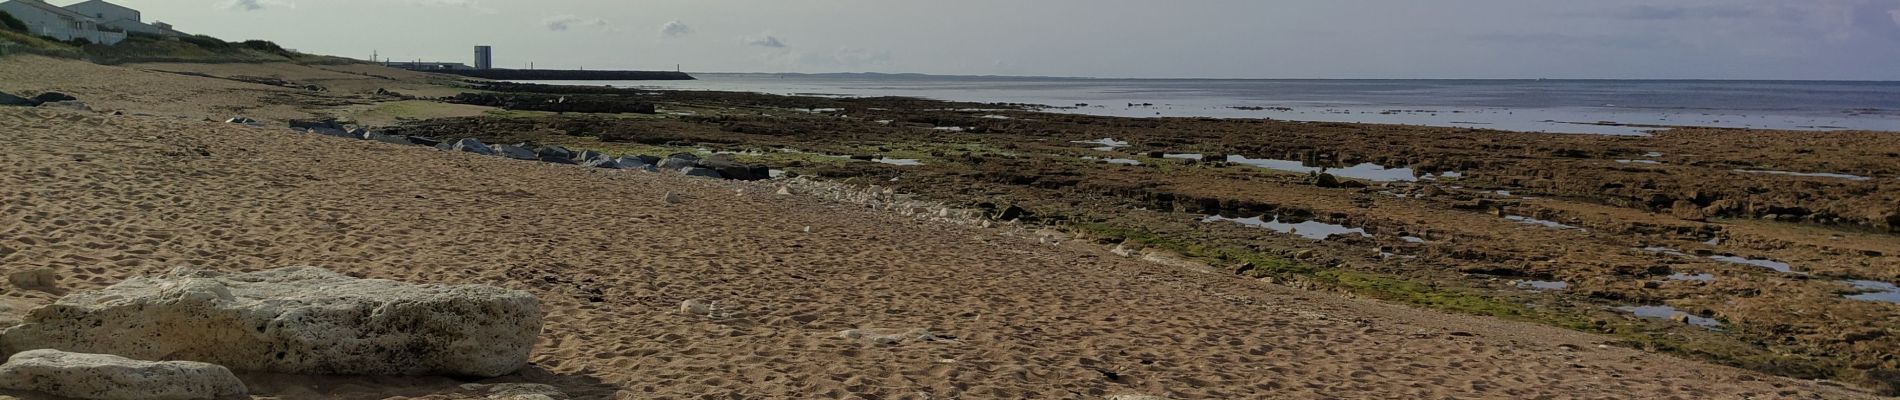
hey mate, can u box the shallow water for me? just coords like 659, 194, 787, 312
1618, 305, 1722, 329
1225, 156, 1458, 182
1074, 138, 1130, 151
1709, 255, 1794, 274
1163, 153, 1205, 161
1517, 280, 1569, 291
1083, 156, 1141, 165
1668, 273, 1716, 282
1733, 170, 1872, 182
1401, 236, 1427, 243
1505, 216, 1579, 230
1616, 159, 1662, 165
876, 158, 923, 166
1845, 280, 1900, 304
1642, 246, 1689, 257
1203, 215, 1370, 241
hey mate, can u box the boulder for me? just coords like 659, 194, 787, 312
29, 92, 76, 103
535, 145, 575, 164
224, 116, 257, 125
451, 138, 496, 156
993, 205, 1026, 221
575, 150, 605, 163
658, 153, 701, 171
615, 156, 658, 172
0, 349, 247, 400
680, 167, 724, 179
580, 153, 621, 169
699, 155, 771, 181
0, 266, 542, 377
0, 92, 36, 107
496, 144, 538, 161
1308, 172, 1341, 188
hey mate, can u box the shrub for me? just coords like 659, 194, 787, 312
179, 34, 228, 49
0, 11, 26, 33
239, 40, 289, 55
68, 37, 91, 46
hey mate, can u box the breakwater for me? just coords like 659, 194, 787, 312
432, 68, 695, 81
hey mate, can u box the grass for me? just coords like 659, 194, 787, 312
0, 31, 83, 58
0, 31, 351, 65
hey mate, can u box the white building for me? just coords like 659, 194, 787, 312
0, 0, 178, 45
63, 0, 158, 36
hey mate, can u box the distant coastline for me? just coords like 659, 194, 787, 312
432, 68, 695, 81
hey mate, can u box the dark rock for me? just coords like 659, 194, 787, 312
699, 155, 771, 181
580, 153, 620, 169
495, 144, 538, 160
29, 92, 75, 103
680, 167, 724, 179
575, 150, 605, 163
614, 156, 656, 171
1309, 173, 1341, 188
361, 131, 410, 145
447, 93, 656, 114
451, 138, 495, 155
408, 136, 442, 147
288, 119, 343, 132
994, 205, 1026, 221
0, 92, 35, 107
535, 145, 575, 164
659, 153, 701, 171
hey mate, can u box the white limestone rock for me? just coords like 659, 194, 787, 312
0, 266, 542, 377
0, 349, 247, 400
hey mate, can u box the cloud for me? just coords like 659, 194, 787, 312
745, 34, 787, 48
733, 33, 779, 48
543, 15, 609, 32
221, 0, 290, 11
660, 20, 693, 39
406, 0, 496, 14
1468, 32, 1672, 50
1890, 8, 1900, 26
1588, 5, 1759, 20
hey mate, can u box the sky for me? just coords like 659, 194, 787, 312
84, 0, 1900, 80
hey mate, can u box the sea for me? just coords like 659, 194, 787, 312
523, 74, 1900, 136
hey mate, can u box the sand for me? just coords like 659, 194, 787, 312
0, 56, 1883, 399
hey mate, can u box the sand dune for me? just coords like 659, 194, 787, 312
0, 103, 1876, 399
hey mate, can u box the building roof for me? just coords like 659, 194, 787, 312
65, 0, 137, 20
3, 0, 96, 21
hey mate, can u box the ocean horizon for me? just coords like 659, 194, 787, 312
526, 74, 1900, 135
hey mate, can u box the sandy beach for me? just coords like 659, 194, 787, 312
0, 55, 1890, 399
